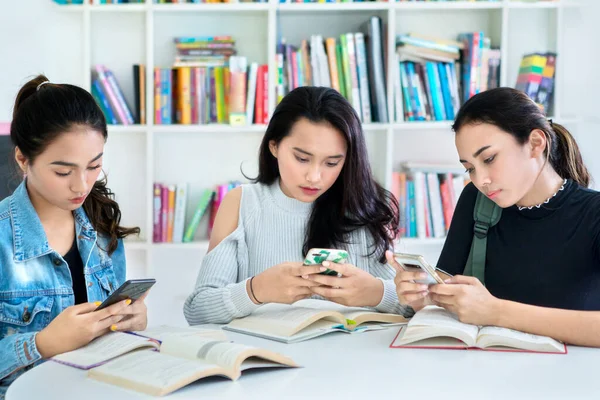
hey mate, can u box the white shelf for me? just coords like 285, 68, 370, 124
89, 4, 147, 12
151, 242, 210, 250
394, 1, 503, 10
152, 124, 267, 134
108, 124, 148, 133
152, 3, 271, 12
393, 121, 454, 131
507, 1, 565, 9
278, 3, 389, 12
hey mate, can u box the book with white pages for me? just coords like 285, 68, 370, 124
390, 306, 567, 354
88, 335, 298, 396
223, 299, 408, 344
51, 326, 227, 369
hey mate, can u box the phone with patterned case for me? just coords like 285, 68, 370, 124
303, 248, 349, 276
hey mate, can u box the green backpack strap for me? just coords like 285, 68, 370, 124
464, 191, 502, 285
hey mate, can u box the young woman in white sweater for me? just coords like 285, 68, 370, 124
184, 86, 408, 324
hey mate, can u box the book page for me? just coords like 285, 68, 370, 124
52, 332, 158, 369
476, 326, 565, 353
226, 303, 344, 337
134, 325, 227, 342
293, 299, 407, 326
88, 350, 227, 397
160, 335, 296, 374
399, 306, 479, 347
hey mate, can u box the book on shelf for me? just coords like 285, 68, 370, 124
91, 65, 136, 125
390, 162, 468, 239
515, 52, 557, 114
52, 327, 298, 397
223, 299, 408, 344
394, 32, 501, 122
153, 181, 240, 243
153, 36, 268, 126
277, 15, 387, 123
390, 306, 567, 354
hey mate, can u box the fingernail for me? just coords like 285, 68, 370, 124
110, 325, 117, 331
420, 273, 428, 279
422, 291, 429, 297
420, 285, 428, 291
302, 275, 308, 279
322, 261, 330, 267
320, 266, 327, 271
125, 299, 132, 305
444, 279, 451, 283
94, 301, 101, 307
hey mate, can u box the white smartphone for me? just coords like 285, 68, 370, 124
393, 253, 450, 285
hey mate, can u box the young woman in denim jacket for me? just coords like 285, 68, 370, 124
0, 75, 147, 397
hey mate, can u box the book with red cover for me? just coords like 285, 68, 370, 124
389, 306, 567, 354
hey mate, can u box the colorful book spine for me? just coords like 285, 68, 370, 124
183, 189, 214, 243
153, 183, 162, 243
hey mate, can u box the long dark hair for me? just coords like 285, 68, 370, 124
10, 75, 139, 254
254, 86, 398, 263
452, 87, 590, 187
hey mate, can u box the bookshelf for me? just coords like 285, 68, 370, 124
53, 0, 584, 325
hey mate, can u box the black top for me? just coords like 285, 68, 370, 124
63, 238, 88, 305
437, 179, 600, 311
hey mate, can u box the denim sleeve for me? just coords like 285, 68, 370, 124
0, 332, 42, 381
111, 239, 127, 287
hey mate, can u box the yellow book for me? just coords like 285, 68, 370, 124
214, 67, 225, 124
177, 67, 192, 125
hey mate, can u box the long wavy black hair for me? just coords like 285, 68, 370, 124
10, 74, 140, 254
254, 86, 399, 263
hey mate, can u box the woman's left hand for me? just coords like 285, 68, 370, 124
307, 261, 383, 307
428, 275, 502, 326
110, 290, 149, 332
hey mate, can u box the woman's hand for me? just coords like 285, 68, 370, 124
111, 291, 150, 332
428, 275, 502, 326
387, 250, 432, 311
35, 300, 130, 359
251, 262, 325, 304
308, 261, 384, 307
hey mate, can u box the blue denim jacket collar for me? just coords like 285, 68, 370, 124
9, 181, 97, 263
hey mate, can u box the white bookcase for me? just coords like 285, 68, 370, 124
54, 0, 584, 325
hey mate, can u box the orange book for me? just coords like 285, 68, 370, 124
166, 185, 176, 243
325, 38, 340, 92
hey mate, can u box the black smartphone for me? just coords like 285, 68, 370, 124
95, 278, 156, 311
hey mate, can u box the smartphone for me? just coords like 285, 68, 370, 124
393, 253, 451, 285
303, 248, 349, 276
95, 278, 156, 311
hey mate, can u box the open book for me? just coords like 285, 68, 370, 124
88, 335, 298, 396
51, 325, 227, 369
224, 299, 407, 343
390, 306, 567, 354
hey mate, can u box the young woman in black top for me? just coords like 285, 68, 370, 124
388, 87, 600, 347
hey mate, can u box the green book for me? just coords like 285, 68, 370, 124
183, 189, 215, 243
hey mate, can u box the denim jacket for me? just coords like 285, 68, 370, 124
0, 181, 126, 398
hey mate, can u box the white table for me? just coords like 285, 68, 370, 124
7, 327, 599, 400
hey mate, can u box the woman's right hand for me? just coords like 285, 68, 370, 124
386, 251, 432, 312
35, 300, 131, 359
250, 262, 326, 304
